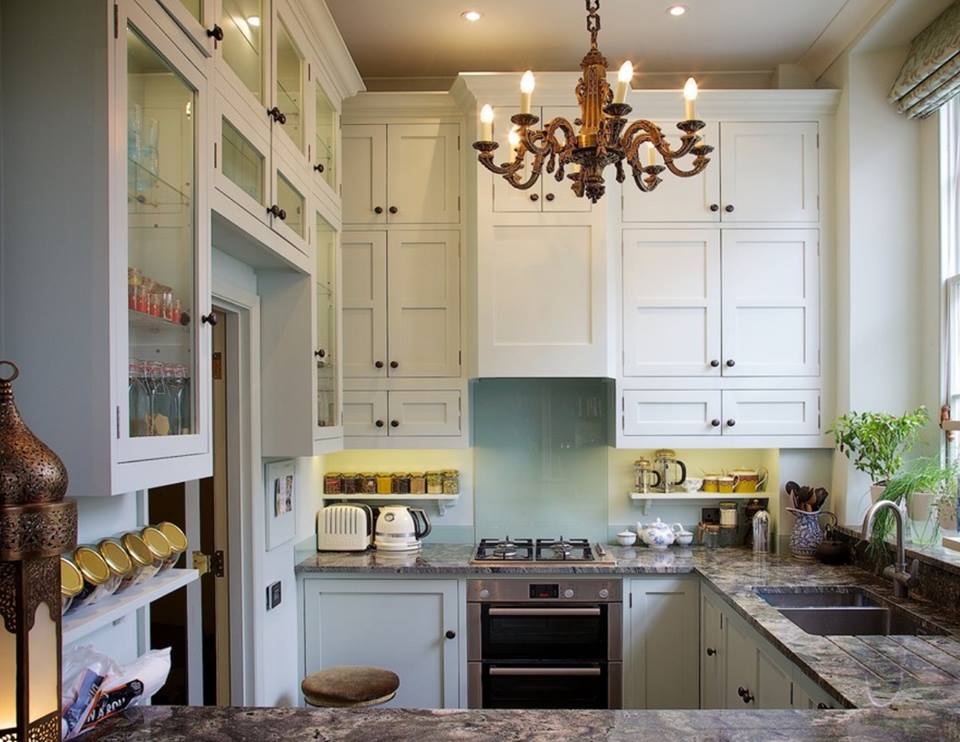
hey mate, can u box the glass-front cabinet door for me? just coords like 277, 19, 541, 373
269, 156, 309, 254
218, 0, 264, 107
121, 12, 210, 462
315, 212, 341, 439
155, 0, 216, 57
218, 105, 270, 224
313, 80, 337, 194
272, 5, 306, 160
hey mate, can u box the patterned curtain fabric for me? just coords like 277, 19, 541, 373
889, 1, 960, 119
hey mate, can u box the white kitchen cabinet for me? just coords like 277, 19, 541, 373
214, 0, 268, 122
622, 229, 721, 376
756, 645, 794, 709
387, 230, 461, 377
342, 231, 388, 378
621, 121, 720, 223
624, 578, 699, 709
622, 391, 721, 437
216, 90, 272, 227
721, 229, 819, 376
721, 389, 820, 436
155, 0, 216, 56
343, 390, 388, 437
271, 150, 311, 255
314, 212, 343, 445
271, 1, 309, 166
792, 669, 839, 710
720, 122, 819, 223
302, 579, 461, 708
723, 611, 759, 709
387, 391, 461, 437
478, 223, 606, 376
700, 590, 724, 709
343, 123, 460, 225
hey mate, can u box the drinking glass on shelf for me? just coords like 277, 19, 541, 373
164, 363, 189, 436
157, 285, 174, 322
145, 361, 172, 436
128, 359, 151, 437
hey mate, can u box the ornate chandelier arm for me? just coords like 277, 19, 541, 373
474, 141, 527, 177
660, 155, 711, 179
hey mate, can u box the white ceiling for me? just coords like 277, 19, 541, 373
325, 0, 887, 84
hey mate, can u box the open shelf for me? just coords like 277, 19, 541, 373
628, 492, 768, 515
62, 568, 199, 645
322, 494, 460, 515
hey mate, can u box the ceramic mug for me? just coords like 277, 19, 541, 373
731, 467, 768, 493
702, 475, 720, 493
717, 475, 740, 494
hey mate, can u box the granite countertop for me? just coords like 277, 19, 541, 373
297, 544, 960, 712
88, 705, 960, 741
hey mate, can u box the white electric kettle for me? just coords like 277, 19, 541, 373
374, 506, 432, 551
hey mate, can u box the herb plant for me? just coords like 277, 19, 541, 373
829, 406, 929, 484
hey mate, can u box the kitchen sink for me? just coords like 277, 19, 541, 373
754, 587, 948, 637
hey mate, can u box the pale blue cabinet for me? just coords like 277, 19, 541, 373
302, 578, 461, 708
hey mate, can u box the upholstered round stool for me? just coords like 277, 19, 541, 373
301, 666, 400, 708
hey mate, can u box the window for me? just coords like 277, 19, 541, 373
942, 98, 960, 476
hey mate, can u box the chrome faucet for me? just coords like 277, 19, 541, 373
861, 499, 920, 599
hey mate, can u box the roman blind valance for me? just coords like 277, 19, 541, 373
890, 0, 960, 119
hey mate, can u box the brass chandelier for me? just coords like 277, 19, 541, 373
473, 0, 712, 203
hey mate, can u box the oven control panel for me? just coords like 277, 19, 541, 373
468, 579, 622, 603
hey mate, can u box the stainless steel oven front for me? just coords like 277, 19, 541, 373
467, 578, 623, 709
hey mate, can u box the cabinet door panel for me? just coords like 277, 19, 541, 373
387, 123, 460, 224
302, 579, 460, 708
756, 647, 793, 709
387, 231, 460, 377
342, 231, 387, 378
721, 229, 819, 376
723, 616, 757, 709
720, 122, 818, 222
342, 124, 387, 225
343, 391, 387, 437
541, 106, 591, 213
622, 121, 720, 222
721, 390, 820, 436
387, 391, 461, 437
491, 106, 541, 213
622, 229, 720, 376
622, 390, 721, 437
626, 579, 699, 709
700, 593, 724, 709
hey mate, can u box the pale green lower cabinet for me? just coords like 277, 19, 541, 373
302, 578, 461, 708
624, 578, 700, 709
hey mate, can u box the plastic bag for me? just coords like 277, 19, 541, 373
60, 645, 171, 739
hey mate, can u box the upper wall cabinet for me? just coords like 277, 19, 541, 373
155, 0, 216, 56
621, 121, 818, 224
343, 123, 460, 225
215, 0, 267, 117
271, 3, 308, 165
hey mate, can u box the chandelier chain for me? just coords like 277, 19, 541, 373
586, 0, 600, 48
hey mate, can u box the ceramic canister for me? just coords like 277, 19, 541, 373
717, 475, 740, 494
702, 474, 720, 493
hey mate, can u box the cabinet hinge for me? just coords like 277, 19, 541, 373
308, 63, 312, 82
213, 142, 218, 169
459, 350, 462, 366
458, 196, 461, 212
116, 406, 121, 439
113, 3, 119, 39
458, 135, 461, 150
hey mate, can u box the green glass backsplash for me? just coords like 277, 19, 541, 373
473, 379, 609, 542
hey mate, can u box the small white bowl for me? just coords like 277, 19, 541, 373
616, 531, 637, 546
683, 478, 704, 493
674, 532, 694, 546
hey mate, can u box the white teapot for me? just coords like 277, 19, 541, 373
638, 518, 675, 550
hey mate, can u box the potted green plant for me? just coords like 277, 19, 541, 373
829, 406, 928, 501
874, 457, 959, 550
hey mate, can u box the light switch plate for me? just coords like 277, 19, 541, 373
266, 581, 282, 611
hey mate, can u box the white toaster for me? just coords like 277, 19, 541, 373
317, 504, 373, 551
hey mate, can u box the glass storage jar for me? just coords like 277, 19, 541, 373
72, 547, 115, 607
145, 360, 172, 436
157, 522, 188, 569
60, 557, 83, 614
342, 473, 359, 495
141, 526, 173, 571
360, 473, 377, 495
376, 473, 393, 495
442, 471, 459, 494
128, 359, 151, 437
409, 473, 426, 495
324, 472, 343, 494
393, 473, 411, 494
98, 538, 135, 594
426, 472, 443, 494
122, 531, 159, 583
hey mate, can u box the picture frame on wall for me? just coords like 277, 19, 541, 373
265, 459, 297, 550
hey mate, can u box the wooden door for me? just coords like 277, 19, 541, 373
387, 230, 460, 377
342, 391, 388, 437
721, 229, 819, 376
342, 124, 387, 225
721, 390, 820, 436
621, 121, 720, 223
387, 391, 461, 437
720, 122, 818, 222
622, 390, 721, 437
387, 123, 460, 224
341, 231, 387, 378
622, 229, 721, 377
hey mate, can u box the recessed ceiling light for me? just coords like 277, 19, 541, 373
667, 5, 687, 16
246, 15, 261, 27
461, 10, 482, 22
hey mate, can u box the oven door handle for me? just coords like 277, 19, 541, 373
487, 607, 602, 617
488, 667, 603, 677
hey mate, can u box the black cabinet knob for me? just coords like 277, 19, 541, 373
374, 361, 384, 369
314, 163, 325, 173
375, 420, 384, 428
727, 419, 736, 427
711, 419, 721, 428
710, 359, 720, 367
445, 630, 456, 640
530, 193, 539, 202
709, 203, 719, 212
725, 204, 735, 213
374, 206, 383, 214
726, 359, 736, 367
388, 206, 398, 214
816, 703, 831, 710
390, 361, 399, 369
267, 204, 283, 219
390, 420, 399, 428
545, 193, 555, 202
278, 208, 286, 221
738, 687, 754, 704
314, 349, 326, 358
206, 24, 224, 41
706, 647, 717, 656
201, 313, 218, 326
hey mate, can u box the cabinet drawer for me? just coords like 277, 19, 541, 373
387, 391, 461, 437
721, 390, 820, 436
622, 390, 721, 436
343, 391, 388, 437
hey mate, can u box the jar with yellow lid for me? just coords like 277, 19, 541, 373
157, 521, 188, 569
60, 557, 83, 614
98, 538, 135, 593
122, 531, 160, 583
71, 546, 114, 607
140, 526, 173, 572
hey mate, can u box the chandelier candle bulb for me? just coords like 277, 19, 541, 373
508, 126, 521, 155
646, 142, 657, 167
614, 61, 633, 104
683, 77, 698, 120
520, 70, 535, 114
479, 104, 494, 141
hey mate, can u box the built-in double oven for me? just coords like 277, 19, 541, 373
467, 579, 622, 709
